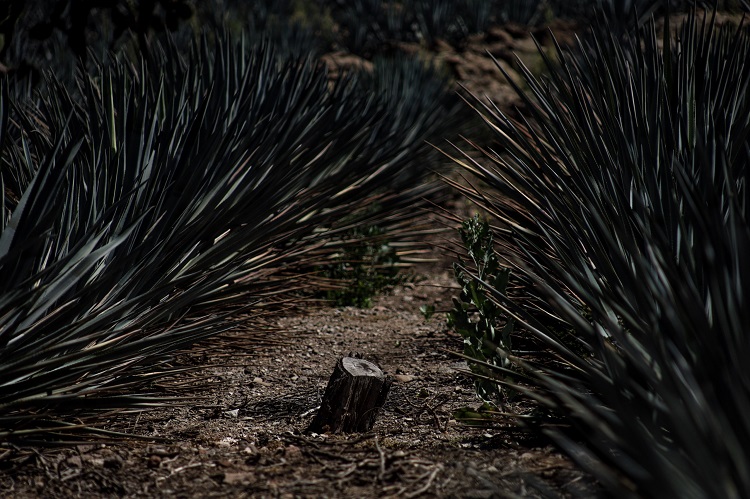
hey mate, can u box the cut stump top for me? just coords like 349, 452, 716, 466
342, 357, 383, 378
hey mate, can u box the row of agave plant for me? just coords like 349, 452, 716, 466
450, 9, 749, 498
330, 0, 718, 56
3, 0, 707, 82
0, 31, 459, 440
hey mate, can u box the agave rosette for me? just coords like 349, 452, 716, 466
449, 11, 750, 497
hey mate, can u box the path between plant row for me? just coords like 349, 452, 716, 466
5, 266, 598, 498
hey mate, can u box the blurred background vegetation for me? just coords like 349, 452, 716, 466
5, 0, 747, 80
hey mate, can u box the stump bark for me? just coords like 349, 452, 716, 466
307, 356, 391, 433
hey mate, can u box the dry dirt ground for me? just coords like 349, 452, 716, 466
1, 263, 599, 498
1, 22, 605, 499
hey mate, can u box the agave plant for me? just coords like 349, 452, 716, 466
0, 30, 457, 440
448, 10, 750, 498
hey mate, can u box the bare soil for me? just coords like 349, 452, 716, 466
1, 263, 598, 498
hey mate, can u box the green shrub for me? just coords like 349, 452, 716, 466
319, 225, 405, 308
448, 215, 514, 404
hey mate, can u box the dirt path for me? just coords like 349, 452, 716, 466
3, 266, 597, 498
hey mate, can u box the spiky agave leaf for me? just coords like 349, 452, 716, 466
451, 10, 750, 497
0, 31, 456, 440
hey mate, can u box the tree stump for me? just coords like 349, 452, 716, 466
307, 356, 391, 434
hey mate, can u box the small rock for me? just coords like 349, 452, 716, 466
219, 437, 238, 446
252, 377, 268, 386
222, 472, 253, 485
242, 445, 258, 455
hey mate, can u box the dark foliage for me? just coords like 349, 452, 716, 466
1, 0, 192, 70
450, 10, 750, 497
0, 31, 458, 440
